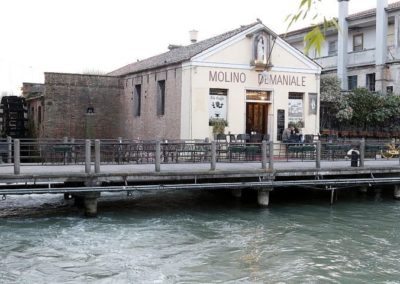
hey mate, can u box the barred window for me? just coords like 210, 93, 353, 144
353, 34, 363, 52
366, 73, 375, 92
328, 40, 337, 56
134, 84, 141, 117
348, 75, 358, 90
157, 80, 165, 116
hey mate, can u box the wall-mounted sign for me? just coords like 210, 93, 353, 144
288, 98, 303, 125
309, 93, 317, 115
209, 89, 227, 119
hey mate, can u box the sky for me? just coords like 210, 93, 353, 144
0, 0, 397, 95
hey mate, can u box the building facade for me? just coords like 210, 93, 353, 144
23, 22, 321, 141
284, 0, 400, 94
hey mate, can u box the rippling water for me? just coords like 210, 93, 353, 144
1, 189, 400, 283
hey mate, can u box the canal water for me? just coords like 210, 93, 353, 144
1, 189, 400, 283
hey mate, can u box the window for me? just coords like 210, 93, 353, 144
353, 34, 363, 52
328, 40, 337, 56
38, 106, 42, 124
348, 75, 358, 90
209, 88, 228, 120
387, 86, 394, 94
157, 80, 166, 116
366, 73, 375, 92
246, 90, 271, 101
134, 84, 141, 117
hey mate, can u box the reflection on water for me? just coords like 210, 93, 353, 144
1, 189, 400, 283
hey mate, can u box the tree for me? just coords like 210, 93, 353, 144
335, 88, 400, 131
320, 76, 342, 129
320, 76, 341, 103
286, 0, 338, 55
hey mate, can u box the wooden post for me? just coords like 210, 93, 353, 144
359, 138, 365, 167
155, 140, 161, 172
261, 140, 267, 170
7, 136, 12, 164
316, 141, 321, 169
268, 141, 274, 170
13, 139, 20, 175
211, 141, 216, 170
85, 139, 91, 174
95, 139, 100, 173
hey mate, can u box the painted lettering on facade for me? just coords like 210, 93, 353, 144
208, 70, 306, 87
209, 71, 246, 83
258, 74, 306, 87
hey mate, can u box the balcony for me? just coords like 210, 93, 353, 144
315, 48, 376, 70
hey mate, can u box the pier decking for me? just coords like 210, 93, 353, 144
1, 138, 400, 216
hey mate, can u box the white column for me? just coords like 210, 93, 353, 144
376, 0, 388, 93
337, 0, 349, 90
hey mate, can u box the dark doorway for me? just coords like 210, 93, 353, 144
246, 103, 268, 135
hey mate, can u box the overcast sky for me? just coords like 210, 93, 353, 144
0, 0, 396, 95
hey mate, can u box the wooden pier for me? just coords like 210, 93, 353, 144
1, 138, 400, 216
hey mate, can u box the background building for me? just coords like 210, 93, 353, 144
284, 0, 400, 93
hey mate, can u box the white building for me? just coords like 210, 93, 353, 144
284, 0, 400, 94
110, 21, 321, 142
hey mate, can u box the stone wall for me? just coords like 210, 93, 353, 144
43, 73, 123, 139
119, 65, 182, 140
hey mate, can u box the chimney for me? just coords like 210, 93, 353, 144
189, 30, 198, 44
168, 44, 182, 50
337, 0, 349, 90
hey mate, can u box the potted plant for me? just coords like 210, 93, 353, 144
209, 118, 228, 135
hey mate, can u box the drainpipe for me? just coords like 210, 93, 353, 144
375, 0, 388, 93
337, 0, 349, 90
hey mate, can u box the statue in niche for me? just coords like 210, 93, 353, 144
256, 35, 265, 62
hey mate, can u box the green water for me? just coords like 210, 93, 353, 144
1, 189, 400, 283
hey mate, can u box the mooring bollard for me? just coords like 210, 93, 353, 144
95, 139, 100, 173
7, 136, 12, 164
359, 138, 365, 167
14, 139, 20, 175
261, 140, 267, 170
155, 141, 161, 172
351, 150, 359, 167
268, 141, 274, 170
316, 141, 321, 169
211, 141, 216, 170
85, 139, 91, 174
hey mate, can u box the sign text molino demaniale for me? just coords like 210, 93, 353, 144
209, 70, 306, 87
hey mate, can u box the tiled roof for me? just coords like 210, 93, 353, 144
283, 1, 400, 38
108, 22, 260, 76
348, 1, 400, 20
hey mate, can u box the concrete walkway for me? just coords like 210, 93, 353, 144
0, 159, 399, 176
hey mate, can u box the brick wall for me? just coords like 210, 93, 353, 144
119, 65, 182, 140
43, 73, 123, 139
